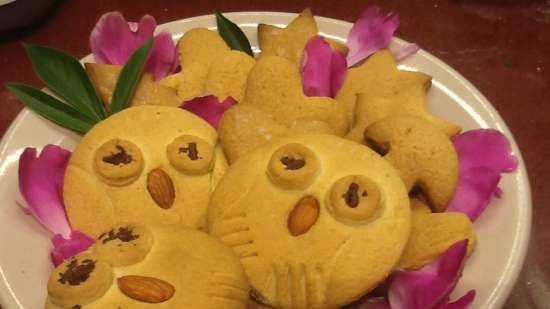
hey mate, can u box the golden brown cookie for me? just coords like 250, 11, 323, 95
85, 63, 181, 111
204, 50, 256, 102
258, 8, 318, 64
219, 56, 349, 163
335, 50, 460, 137
63, 106, 227, 237
159, 28, 231, 100
208, 134, 411, 309
363, 115, 459, 212
398, 199, 476, 270
45, 224, 249, 309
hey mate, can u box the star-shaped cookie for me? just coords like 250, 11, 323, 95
336, 50, 461, 140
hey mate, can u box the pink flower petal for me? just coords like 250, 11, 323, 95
439, 290, 476, 309
453, 129, 518, 173
347, 6, 400, 67
180, 95, 237, 129
18, 145, 72, 238
388, 240, 471, 309
90, 11, 178, 81
51, 231, 95, 266
389, 42, 420, 62
300, 37, 348, 98
330, 51, 348, 97
448, 129, 518, 221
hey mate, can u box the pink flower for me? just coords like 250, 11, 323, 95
387, 240, 474, 309
447, 129, 518, 221
300, 37, 348, 98
180, 95, 237, 129
19, 145, 95, 265
90, 12, 178, 81
51, 231, 95, 266
347, 6, 400, 67
389, 42, 420, 62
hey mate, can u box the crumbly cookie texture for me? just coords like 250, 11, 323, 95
46, 224, 249, 309
398, 199, 477, 270
336, 50, 461, 139
364, 115, 459, 212
219, 56, 349, 163
159, 28, 255, 102
63, 106, 227, 237
85, 63, 181, 111
208, 134, 410, 309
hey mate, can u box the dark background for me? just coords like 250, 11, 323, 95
0, 0, 548, 308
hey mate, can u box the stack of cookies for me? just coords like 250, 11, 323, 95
45, 9, 475, 309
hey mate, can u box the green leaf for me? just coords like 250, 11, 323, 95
110, 37, 154, 114
24, 44, 106, 121
5, 83, 94, 134
215, 11, 254, 57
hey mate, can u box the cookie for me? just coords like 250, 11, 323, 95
159, 28, 231, 100
335, 50, 461, 137
219, 56, 349, 163
63, 106, 227, 237
45, 224, 249, 309
85, 63, 181, 111
204, 50, 256, 102
363, 115, 459, 212
248, 300, 274, 309
398, 199, 476, 270
208, 134, 410, 309
258, 8, 318, 64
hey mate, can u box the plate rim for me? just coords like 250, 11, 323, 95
0, 11, 532, 309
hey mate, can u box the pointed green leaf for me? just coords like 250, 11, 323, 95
5, 83, 94, 134
215, 11, 254, 57
24, 44, 106, 121
110, 37, 154, 114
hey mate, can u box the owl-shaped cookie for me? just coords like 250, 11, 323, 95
63, 106, 227, 237
45, 224, 249, 308
208, 134, 411, 309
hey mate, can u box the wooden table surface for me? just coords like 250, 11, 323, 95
0, 0, 548, 308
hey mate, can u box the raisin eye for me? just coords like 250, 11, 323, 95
94, 139, 144, 186
267, 143, 320, 189
327, 175, 382, 224
47, 253, 113, 308
166, 135, 214, 175
93, 224, 153, 267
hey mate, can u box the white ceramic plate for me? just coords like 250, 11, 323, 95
0, 12, 531, 309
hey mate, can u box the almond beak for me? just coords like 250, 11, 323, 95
117, 275, 175, 303
146, 168, 175, 209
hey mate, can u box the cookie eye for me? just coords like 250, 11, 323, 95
166, 135, 214, 175
267, 143, 320, 189
94, 139, 144, 186
327, 175, 382, 224
92, 224, 153, 267
47, 254, 113, 308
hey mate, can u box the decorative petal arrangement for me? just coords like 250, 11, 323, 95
90, 12, 179, 81
300, 36, 347, 98
18, 145, 94, 266
180, 95, 237, 129
448, 129, 518, 221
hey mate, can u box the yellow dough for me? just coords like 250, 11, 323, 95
45, 224, 249, 309
208, 134, 410, 309
63, 106, 227, 237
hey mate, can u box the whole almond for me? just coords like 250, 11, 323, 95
147, 168, 175, 209
288, 195, 320, 236
117, 275, 175, 303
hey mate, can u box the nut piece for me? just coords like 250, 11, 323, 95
117, 275, 175, 303
287, 196, 320, 236
146, 168, 175, 209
